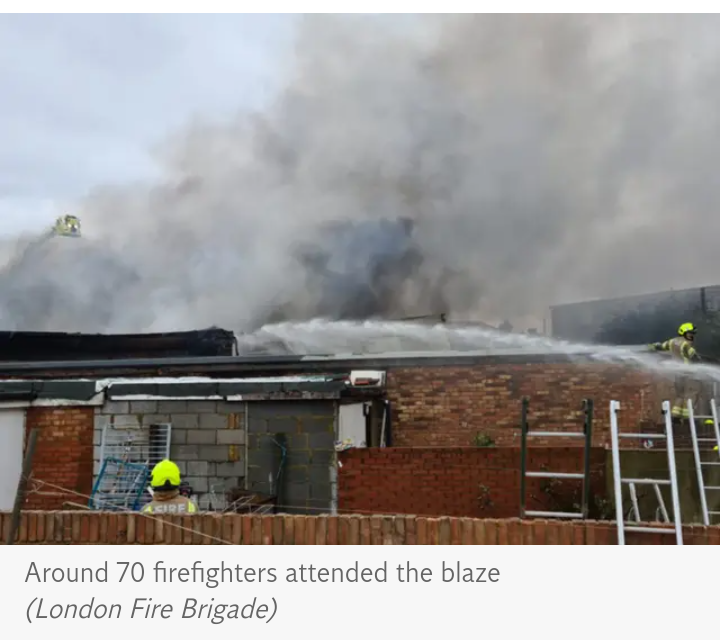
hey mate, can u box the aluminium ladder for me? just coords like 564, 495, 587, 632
686, 398, 720, 525
609, 400, 683, 545
519, 397, 594, 519
625, 478, 671, 525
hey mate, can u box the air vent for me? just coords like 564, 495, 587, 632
348, 370, 386, 387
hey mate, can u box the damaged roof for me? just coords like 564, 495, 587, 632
0, 323, 652, 380
0, 345, 652, 380
0, 327, 237, 361
0, 373, 384, 403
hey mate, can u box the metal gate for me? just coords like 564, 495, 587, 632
246, 401, 337, 515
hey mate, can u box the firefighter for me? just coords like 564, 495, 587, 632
648, 322, 713, 424
142, 459, 197, 515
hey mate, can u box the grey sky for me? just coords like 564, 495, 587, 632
0, 13, 296, 237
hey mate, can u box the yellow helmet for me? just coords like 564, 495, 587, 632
149, 459, 181, 490
678, 322, 696, 336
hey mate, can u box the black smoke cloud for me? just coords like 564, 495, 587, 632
2, 14, 720, 335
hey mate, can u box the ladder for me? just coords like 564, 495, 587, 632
609, 400, 683, 545
625, 479, 671, 525
687, 398, 720, 525
519, 397, 594, 519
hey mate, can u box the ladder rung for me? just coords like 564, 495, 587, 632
704, 486, 720, 491
618, 433, 666, 439
697, 438, 719, 442
701, 462, 720, 466
526, 472, 584, 479
621, 478, 671, 486
525, 510, 583, 519
709, 511, 720, 516
527, 431, 585, 438
624, 526, 676, 534
694, 415, 715, 419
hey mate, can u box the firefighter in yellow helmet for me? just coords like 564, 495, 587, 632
142, 459, 197, 515
648, 322, 713, 424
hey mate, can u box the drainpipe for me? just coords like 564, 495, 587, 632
384, 400, 392, 447
330, 401, 339, 515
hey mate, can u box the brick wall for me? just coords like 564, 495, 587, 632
386, 363, 668, 447
25, 407, 94, 510
3, 511, 719, 544
338, 447, 608, 519
95, 400, 246, 509
9, 359, 685, 515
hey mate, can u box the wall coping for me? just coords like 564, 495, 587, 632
2, 511, 719, 544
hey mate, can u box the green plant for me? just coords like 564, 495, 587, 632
592, 495, 614, 520
536, 473, 613, 520
477, 484, 493, 511
473, 432, 495, 447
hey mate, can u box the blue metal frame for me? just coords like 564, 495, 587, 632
89, 457, 150, 511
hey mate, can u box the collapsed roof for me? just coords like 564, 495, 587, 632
0, 327, 237, 361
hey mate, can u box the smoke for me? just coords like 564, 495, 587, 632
3, 14, 720, 335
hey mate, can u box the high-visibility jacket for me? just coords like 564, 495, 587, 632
142, 493, 197, 515
649, 336, 698, 364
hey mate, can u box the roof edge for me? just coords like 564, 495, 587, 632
0, 346, 651, 377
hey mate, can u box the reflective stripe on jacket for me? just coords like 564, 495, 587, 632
142, 496, 197, 515
651, 336, 697, 364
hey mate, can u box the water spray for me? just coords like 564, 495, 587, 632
236, 319, 720, 383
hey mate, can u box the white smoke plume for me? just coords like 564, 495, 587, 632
2, 14, 720, 338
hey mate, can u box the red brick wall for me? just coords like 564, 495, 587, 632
338, 447, 608, 519
5, 359, 671, 451
386, 363, 667, 447
2, 511, 718, 544
5, 359, 673, 514
24, 408, 95, 510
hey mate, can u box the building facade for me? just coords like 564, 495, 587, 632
0, 348, 677, 515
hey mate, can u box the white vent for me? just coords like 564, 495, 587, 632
348, 370, 386, 387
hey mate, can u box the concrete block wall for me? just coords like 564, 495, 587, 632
246, 401, 337, 515
93, 400, 246, 509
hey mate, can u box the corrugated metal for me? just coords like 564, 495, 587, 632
550, 285, 720, 343
703, 285, 720, 312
